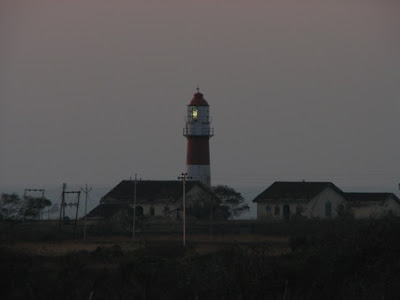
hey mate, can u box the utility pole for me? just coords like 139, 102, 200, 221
178, 173, 192, 247
73, 191, 81, 234
40, 189, 45, 222
132, 174, 137, 241
23, 189, 27, 225
81, 184, 92, 240
58, 183, 67, 230
58, 183, 80, 233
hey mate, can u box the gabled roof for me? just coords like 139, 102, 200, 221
86, 203, 132, 219
345, 192, 400, 203
101, 180, 209, 204
253, 181, 344, 203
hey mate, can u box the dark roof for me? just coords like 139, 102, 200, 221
345, 193, 400, 203
86, 203, 132, 219
253, 181, 344, 203
101, 180, 207, 204
188, 91, 209, 106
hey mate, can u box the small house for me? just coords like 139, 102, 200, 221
87, 180, 217, 221
345, 192, 400, 219
253, 181, 346, 220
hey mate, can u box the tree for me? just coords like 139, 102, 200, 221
211, 185, 249, 219
0, 193, 21, 220
24, 196, 52, 219
0, 193, 52, 220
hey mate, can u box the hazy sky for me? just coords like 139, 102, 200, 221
1, 0, 399, 191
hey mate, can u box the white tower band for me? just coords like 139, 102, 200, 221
183, 89, 214, 187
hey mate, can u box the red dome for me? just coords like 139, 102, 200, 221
188, 92, 209, 106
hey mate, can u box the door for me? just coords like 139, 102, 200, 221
283, 204, 290, 220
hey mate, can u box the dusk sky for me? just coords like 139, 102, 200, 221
1, 0, 399, 192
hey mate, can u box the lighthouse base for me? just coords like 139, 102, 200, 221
187, 165, 211, 187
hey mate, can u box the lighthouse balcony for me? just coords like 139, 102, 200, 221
183, 127, 214, 137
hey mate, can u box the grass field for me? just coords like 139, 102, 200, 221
0, 220, 290, 256
2, 233, 290, 256
2, 219, 400, 299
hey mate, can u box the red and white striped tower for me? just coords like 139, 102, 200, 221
183, 89, 214, 187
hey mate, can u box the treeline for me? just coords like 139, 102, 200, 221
0, 193, 53, 221
2, 218, 400, 299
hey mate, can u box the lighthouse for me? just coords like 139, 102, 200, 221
183, 89, 214, 187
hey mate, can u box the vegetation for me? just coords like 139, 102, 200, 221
0, 193, 52, 221
212, 185, 250, 219
2, 218, 400, 299
185, 185, 249, 220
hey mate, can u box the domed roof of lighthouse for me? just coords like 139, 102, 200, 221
188, 89, 209, 106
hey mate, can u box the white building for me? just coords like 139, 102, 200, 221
253, 181, 347, 220
87, 180, 217, 221
345, 192, 400, 219
253, 181, 400, 220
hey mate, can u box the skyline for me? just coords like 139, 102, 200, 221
1, 0, 399, 191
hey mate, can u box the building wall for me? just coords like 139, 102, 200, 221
256, 187, 345, 220
307, 187, 346, 218
256, 202, 303, 220
134, 186, 214, 219
352, 197, 400, 219
186, 185, 214, 208
137, 203, 180, 218
257, 202, 301, 220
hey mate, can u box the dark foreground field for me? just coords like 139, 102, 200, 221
1, 218, 400, 299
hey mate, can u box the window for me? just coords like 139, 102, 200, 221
135, 206, 143, 216
150, 207, 155, 216
266, 205, 272, 216
325, 202, 332, 217
274, 206, 280, 216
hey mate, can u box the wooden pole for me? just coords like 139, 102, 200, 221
178, 173, 191, 247
133, 174, 137, 241
81, 184, 92, 240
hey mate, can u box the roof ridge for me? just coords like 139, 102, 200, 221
253, 181, 343, 203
